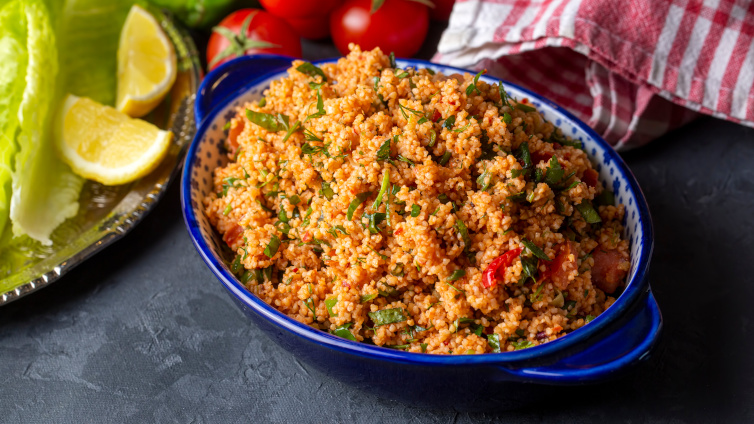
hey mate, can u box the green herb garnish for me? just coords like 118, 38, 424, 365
499, 84, 512, 109
332, 323, 357, 341
368, 308, 407, 327
438, 151, 451, 166
488, 334, 501, 353
360, 293, 378, 303
296, 62, 327, 81
264, 235, 281, 258
442, 115, 456, 130
455, 219, 471, 250
319, 181, 335, 200
245, 109, 286, 132
575, 200, 602, 224
446, 269, 466, 282
376, 138, 391, 161
305, 90, 326, 122
521, 238, 551, 261
365, 212, 387, 234
372, 171, 390, 210
465, 70, 485, 96
515, 102, 537, 112
512, 339, 535, 350
477, 168, 492, 191
325, 297, 338, 317
543, 156, 564, 186
397, 155, 414, 166
410, 204, 421, 217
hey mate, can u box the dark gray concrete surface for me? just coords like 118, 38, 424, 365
3, 24, 754, 424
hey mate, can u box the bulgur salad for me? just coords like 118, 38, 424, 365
203, 46, 631, 354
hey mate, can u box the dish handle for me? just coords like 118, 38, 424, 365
504, 290, 662, 384
195, 54, 294, 125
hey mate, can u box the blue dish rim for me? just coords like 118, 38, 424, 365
181, 56, 655, 369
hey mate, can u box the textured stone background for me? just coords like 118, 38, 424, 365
2, 30, 754, 424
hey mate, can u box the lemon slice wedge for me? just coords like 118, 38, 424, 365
116, 5, 177, 118
55, 95, 173, 186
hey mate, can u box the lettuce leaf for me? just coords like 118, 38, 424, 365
57, 0, 137, 105
0, 0, 28, 239
7, 0, 84, 245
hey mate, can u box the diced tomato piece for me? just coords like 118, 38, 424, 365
394, 227, 404, 236
592, 248, 629, 294
223, 224, 244, 247
301, 231, 312, 243
553, 142, 562, 149
482, 247, 523, 288
531, 151, 553, 164
227, 120, 245, 155
544, 241, 578, 290
583, 169, 599, 188
432, 109, 442, 122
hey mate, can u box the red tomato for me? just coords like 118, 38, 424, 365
223, 224, 244, 247
430, 0, 455, 21
531, 150, 554, 164
544, 241, 578, 290
482, 248, 523, 288
207, 9, 302, 71
285, 14, 331, 40
582, 169, 599, 188
591, 247, 629, 294
260, 0, 342, 19
330, 0, 429, 57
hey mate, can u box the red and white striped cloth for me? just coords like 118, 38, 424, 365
434, 0, 754, 149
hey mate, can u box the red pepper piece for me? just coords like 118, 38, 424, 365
482, 247, 523, 288
583, 169, 599, 188
223, 224, 244, 247
531, 151, 553, 164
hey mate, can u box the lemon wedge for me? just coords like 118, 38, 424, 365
55, 95, 173, 186
116, 5, 177, 118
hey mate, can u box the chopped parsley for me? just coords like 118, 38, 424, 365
332, 323, 357, 341
372, 171, 390, 210
305, 90, 326, 122
465, 70, 485, 96
521, 238, 551, 261
512, 339, 535, 350
296, 62, 327, 82
391, 263, 405, 276
446, 269, 466, 282
376, 138, 391, 161
575, 200, 602, 224
264, 235, 281, 258
410, 204, 421, 217
319, 181, 335, 200
368, 308, 407, 327
515, 102, 537, 112
543, 156, 564, 187
325, 297, 338, 317
360, 293, 378, 303
488, 334, 501, 353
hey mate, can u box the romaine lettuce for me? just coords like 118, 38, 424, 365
5, 0, 84, 245
0, 0, 28, 239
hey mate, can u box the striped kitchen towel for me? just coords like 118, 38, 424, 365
434, 0, 754, 149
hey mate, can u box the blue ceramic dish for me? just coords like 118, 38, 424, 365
182, 55, 662, 409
